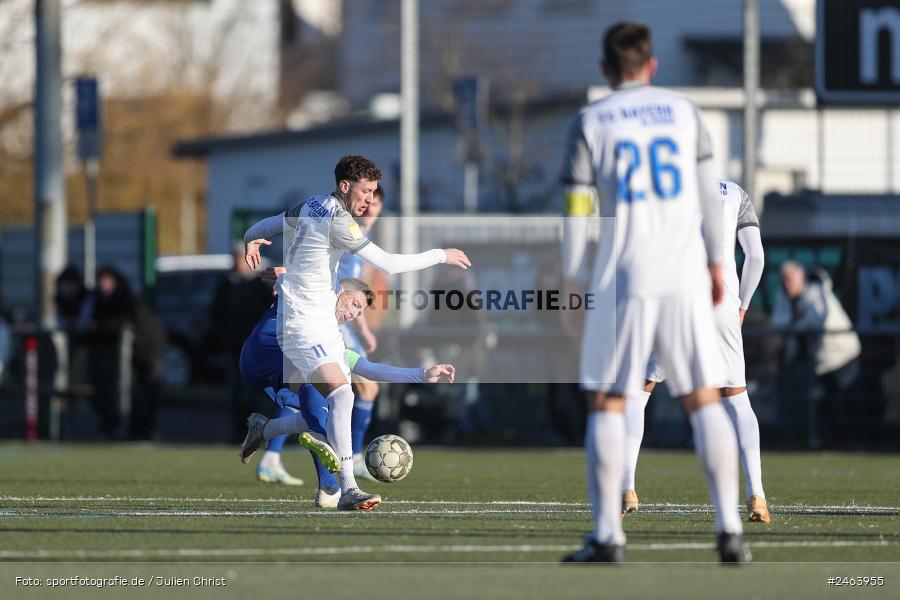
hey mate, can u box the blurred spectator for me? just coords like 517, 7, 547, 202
131, 291, 167, 440
209, 247, 275, 441
54, 266, 91, 330
0, 308, 9, 386
771, 261, 861, 447
84, 266, 165, 439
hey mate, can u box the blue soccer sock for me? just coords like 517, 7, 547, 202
351, 396, 375, 454
298, 385, 340, 491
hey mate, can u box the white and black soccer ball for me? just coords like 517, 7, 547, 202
365, 434, 414, 483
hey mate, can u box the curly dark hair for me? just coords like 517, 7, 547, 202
334, 155, 383, 185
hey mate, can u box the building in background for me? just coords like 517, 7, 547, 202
339, 0, 814, 111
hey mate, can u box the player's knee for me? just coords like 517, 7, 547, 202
588, 392, 626, 413
324, 382, 354, 407
720, 386, 747, 398
317, 380, 349, 399
682, 387, 720, 414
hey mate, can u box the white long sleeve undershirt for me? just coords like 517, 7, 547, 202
355, 243, 446, 276
736, 225, 765, 310
243, 212, 286, 242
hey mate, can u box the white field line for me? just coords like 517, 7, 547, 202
0, 509, 583, 517
1, 496, 899, 514
0, 496, 584, 506
2, 509, 899, 518
0, 539, 893, 560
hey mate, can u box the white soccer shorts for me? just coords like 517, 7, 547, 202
643, 307, 746, 389
581, 290, 723, 397
712, 307, 746, 388
279, 322, 351, 384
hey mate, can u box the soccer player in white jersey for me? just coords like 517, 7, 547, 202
622, 180, 769, 523
240, 155, 471, 511
559, 23, 749, 563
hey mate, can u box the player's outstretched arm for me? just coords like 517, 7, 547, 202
423, 363, 455, 383
345, 348, 455, 384
243, 212, 287, 269
355, 242, 471, 276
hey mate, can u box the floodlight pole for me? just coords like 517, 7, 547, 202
400, 0, 419, 327
743, 0, 760, 213
34, 0, 66, 328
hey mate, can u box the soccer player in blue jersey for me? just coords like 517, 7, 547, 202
242, 155, 470, 511
334, 187, 384, 481
239, 275, 455, 507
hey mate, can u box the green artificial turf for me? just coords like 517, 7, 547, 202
1, 444, 898, 599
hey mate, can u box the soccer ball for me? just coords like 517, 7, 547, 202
365, 435, 414, 483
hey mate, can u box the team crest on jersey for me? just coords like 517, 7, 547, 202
308, 201, 328, 222
347, 221, 363, 240
719, 181, 728, 196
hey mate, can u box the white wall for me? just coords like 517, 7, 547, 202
207, 135, 402, 254
204, 107, 577, 252
205, 85, 900, 252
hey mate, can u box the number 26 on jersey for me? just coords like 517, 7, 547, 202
615, 137, 681, 202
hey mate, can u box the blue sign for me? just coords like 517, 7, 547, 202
75, 76, 101, 160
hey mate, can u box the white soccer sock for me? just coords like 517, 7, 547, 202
623, 389, 650, 492
262, 411, 308, 440
259, 450, 281, 470
586, 411, 627, 546
326, 384, 358, 492
722, 391, 765, 500
689, 403, 742, 535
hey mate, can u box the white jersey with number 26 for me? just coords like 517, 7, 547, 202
560, 83, 714, 298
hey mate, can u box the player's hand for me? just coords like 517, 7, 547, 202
442, 248, 471, 270
360, 328, 378, 353
561, 279, 585, 337
739, 308, 747, 327
260, 266, 285, 286
245, 239, 272, 269
709, 263, 725, 306
425, 364, 455, 383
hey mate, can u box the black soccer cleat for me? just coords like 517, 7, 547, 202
716, 532, 752, 564
561, 539, 625, 564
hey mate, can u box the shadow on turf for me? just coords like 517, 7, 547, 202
0, 525, 582, 538
2, 523, 896, 546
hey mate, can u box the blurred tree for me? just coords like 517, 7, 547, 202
0, 0, 280, 254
